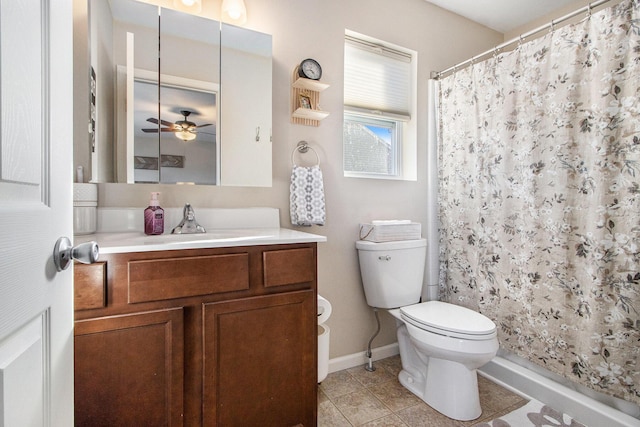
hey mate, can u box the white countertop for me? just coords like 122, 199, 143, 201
75, 228, 327, 254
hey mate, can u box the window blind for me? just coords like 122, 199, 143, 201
344, 36, 412, 119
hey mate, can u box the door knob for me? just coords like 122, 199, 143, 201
53, 237, 99, 272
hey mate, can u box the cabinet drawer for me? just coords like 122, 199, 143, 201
263, 247, 315, 288
128, 253, 249, 303
74, 262, 106, 310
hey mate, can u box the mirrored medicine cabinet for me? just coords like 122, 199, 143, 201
82, 0, 272, 187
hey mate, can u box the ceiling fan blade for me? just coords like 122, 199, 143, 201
195, 123, 213, 128
146, 117, 175, 127
142, 127, 178, 133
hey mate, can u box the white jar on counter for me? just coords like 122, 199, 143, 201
74, 183, 97, 235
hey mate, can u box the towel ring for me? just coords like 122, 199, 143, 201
291, 141, 320, 166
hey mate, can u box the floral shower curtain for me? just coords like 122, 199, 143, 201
437, 0, 640, 405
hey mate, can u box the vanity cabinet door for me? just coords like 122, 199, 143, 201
74, 308, 184, 427
202, 290, 317, 426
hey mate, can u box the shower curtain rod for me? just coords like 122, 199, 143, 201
431, 0, 612, 80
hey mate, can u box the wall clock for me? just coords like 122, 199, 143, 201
298, 58, 322, 80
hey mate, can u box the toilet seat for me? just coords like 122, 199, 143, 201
400, 301, 496, 340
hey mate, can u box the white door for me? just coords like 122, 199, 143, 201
0, 0, 74, 426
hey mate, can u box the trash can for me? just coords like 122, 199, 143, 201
317, 295, 332, 383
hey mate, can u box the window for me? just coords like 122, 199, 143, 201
343, 114, 400, 176
343, 31, 416, 180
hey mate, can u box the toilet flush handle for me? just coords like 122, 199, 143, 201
378, 255, 391, 261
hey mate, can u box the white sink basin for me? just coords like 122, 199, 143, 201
143, 230, 273, 245
89, 229, 273, 246
74, 207, 326, 254
75, 228, 325, 254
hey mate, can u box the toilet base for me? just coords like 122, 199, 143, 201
394, 321, 484, 421
398, 357, 481, 421
390, 309, 496, 421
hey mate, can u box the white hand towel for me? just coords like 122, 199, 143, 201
290, 165, 325, 226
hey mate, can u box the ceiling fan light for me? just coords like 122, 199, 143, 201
173, 0, 201, 14
221, 0, 247, 25
176, 130, 197, 142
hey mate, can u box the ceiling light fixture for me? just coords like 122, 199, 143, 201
221, 0, 247, 26
173, 0, 202, 14
176, 130, 197, 142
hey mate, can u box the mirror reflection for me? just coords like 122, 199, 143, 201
84, 0, 272, 187
134, 81, 218, 184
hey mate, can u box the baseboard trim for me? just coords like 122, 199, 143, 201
328, 343, 399, 374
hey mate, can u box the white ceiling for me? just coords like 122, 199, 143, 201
424, 0, 582, 33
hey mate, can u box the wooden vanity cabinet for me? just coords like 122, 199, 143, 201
74, 243, 318, 427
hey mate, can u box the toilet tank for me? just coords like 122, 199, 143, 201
355, 239, 427, 309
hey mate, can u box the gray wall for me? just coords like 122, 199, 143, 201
78, 0, 504, 359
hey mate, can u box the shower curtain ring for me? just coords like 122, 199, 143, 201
587, 3, 593, 18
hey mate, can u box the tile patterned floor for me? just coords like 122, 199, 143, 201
318, 356, 528, 427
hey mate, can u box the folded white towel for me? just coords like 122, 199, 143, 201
290, 165, 325, 226
371, 220, 412, 225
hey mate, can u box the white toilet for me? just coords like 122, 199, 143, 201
356, 238, 498, 421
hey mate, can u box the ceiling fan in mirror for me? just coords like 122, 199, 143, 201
142, 110, 214, 142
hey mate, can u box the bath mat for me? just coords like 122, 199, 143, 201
474, 399, 587, 427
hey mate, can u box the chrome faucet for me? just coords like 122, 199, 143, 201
171, 203, 206, 234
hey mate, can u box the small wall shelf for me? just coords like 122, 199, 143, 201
291, 68, 330, 127
292, 78, 330, 92
292, 108, 330, 121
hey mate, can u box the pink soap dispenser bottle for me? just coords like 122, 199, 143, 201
144, 192, 164, 235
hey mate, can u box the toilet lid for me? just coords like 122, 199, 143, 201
400, 301, 496, 340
